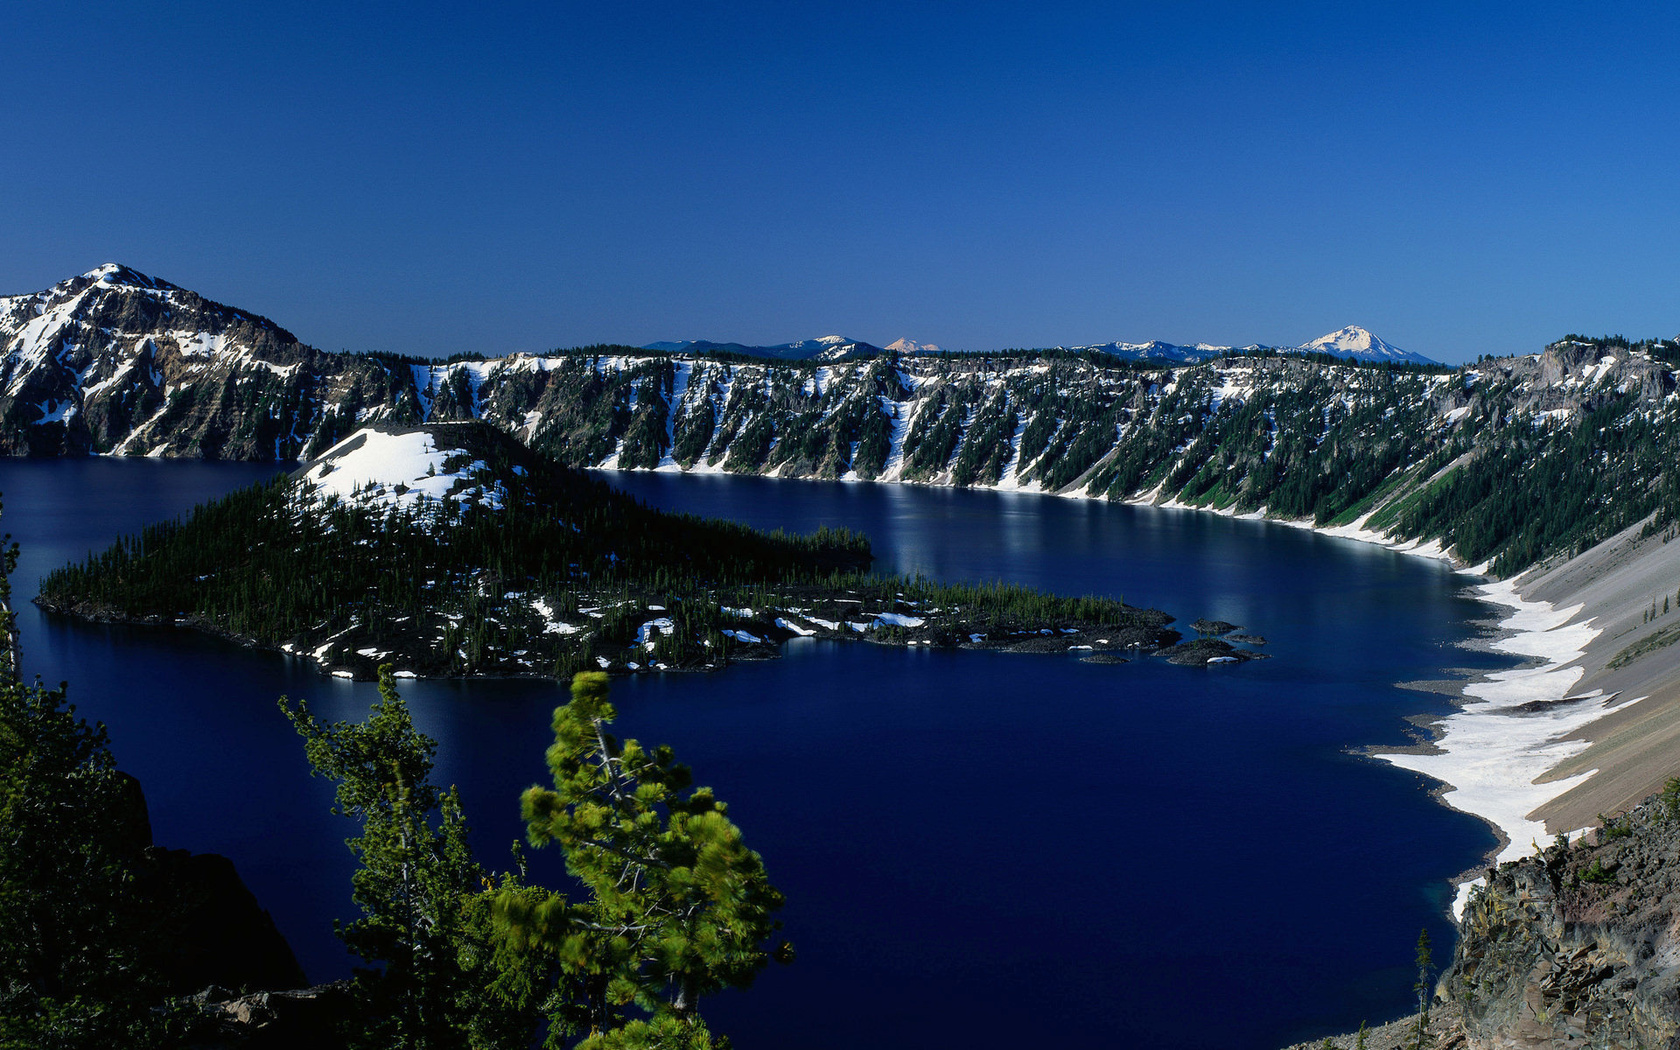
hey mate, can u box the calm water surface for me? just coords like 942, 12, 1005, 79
2, 461, 1507, 1049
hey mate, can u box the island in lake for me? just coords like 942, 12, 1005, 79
36, 421, 1252, 679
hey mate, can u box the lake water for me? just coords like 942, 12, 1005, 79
1, 460, 1509, 1049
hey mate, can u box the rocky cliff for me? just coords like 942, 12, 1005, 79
0, 264, 419, 458
10, 270, 1680, 578
1443, 794, 1680, 1049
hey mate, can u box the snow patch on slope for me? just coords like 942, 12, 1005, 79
299, 429, 507, 513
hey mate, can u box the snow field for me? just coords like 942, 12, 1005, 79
300, 429, 506, 513
1373, 578, 1614, 918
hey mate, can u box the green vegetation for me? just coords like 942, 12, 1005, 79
1607, 622, 1680, 671
500, 672, 787, 1046
1598, 812, 1634, 840
37, 430, 872, 677
286, 668, 783, 1048
1662, 776, 1680, 819
1414, 926, 1434, 1047
0, 625, 180, 1047
280, 675, 522, 1049
1, 517, 303, 1048
37, 428, 1175, 676
0, 513, 188, 1049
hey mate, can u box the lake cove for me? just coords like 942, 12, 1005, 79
4, 460, 1509, 1049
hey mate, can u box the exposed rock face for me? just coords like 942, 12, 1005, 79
112, 773, 308, 995
183, 983, 353, 1049
0, 265, 419, 458
141, 849, 308, 995
1444, 795, 1680, 1049
7, 268, 1678, 515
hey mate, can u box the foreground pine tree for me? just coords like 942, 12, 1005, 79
495, 671, 789, 1049
287, 668, 787, 1048
281, 669, 533, 1049
0, 516, 178, 1048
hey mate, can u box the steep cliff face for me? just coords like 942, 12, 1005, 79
1445, 795, 1680, 1049
0, 265, 420, 458
9, 266, 1680, 578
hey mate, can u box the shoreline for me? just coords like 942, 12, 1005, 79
1120, 496, 1628, 914
624, 462, 1630, 906
621, 465, 1630, 899
1119, 497, 1647, 917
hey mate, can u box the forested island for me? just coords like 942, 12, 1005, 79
35, 422, 1198, 678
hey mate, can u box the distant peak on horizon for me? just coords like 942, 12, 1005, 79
35, 267, 1439, 366
1295, 326, 1436, 363
1068, 325, 1437, 365
1302, 325, 1392, 354
885, 337, 942, 354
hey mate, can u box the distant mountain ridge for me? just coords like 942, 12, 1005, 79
640, 335, 886, 363
1063, 325, 1437, 365
645, 325, 1437, 365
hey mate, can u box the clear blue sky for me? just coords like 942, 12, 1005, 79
4, 2, 1679, 363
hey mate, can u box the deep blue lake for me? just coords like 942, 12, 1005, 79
1, 460, 1508, 1049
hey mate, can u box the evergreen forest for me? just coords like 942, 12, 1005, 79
37, 424, 1176, 678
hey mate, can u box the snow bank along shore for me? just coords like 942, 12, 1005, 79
1145, 501, 1636, 918
610, 464, 1639, 915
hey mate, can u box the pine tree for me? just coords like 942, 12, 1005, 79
496, 672, 788, 1047
0, 519, 174, 1048
280, 667, 532, 1049
1413, 927, 1435, 1047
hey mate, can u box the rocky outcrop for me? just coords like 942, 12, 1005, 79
0, 265, 420, 459
141, 848, 307, 995
182, 983, 353, 1049
1443, 795, 1680, 1049
112, 774, 308, 996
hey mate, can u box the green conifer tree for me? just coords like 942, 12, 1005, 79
0, 519, 175, 1048
496, 672, 788, 1048
280, 667, 532, 1050
1413, 926, 1434, 1047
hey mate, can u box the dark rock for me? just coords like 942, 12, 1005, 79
184, 982, 354, 1049
115, 776, 309, 995
1156, 637, 1256, 666
1190, 618, 1240, 635
140, 847, 307, 994
1080, 653, 1129, 665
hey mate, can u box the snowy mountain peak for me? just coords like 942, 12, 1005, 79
885, 337, 943, 354
75, 263, 174, 291
1296, 326, 1436, 364
1302, 326, 1385, 354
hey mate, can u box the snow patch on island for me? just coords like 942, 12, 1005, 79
299, 429, 508, 514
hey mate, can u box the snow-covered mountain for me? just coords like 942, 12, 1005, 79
1066, 327, 1435, 365
884, 337, 942, 354
0, 263, 415, 457
1298, 325, 1434, 364
645, 327, 1435, 365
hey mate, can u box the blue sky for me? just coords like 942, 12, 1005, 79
4, 2, 1678, 363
